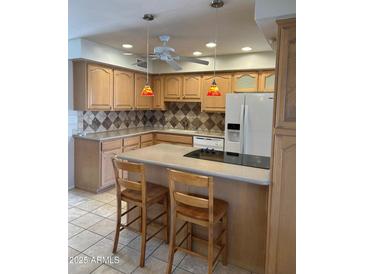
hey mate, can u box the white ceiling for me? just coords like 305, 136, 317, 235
69, 0, 272, 57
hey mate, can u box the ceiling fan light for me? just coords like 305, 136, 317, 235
141, 84, 154, 96
207, 79, 221, 96
193, 51, 202, 56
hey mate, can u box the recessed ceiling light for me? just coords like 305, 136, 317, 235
122, 44, 133, 49
241, 46, 252, 52
206, 42, 216, 48
193, 51, 202, 56
122, 52, 133, 56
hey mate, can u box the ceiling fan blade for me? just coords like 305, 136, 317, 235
174, 56, 209, 65
166, 59, 182, 71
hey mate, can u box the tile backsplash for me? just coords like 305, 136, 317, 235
80, 102, 225, 133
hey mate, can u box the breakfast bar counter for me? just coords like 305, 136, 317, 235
117, 143, 269, 274
117, 143, 270, 185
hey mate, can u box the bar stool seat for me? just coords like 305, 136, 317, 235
176, 195, 228, 223
121, 182, 168, 204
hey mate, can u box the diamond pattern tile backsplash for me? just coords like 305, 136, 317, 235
80, 102, 225, 133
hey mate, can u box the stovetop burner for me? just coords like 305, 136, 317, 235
184, 149, 270, 169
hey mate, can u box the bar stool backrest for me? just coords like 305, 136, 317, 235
112, 158, 146, 202
167, 168, 214, 223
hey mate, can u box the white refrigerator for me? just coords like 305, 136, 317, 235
224, 93, 274, 157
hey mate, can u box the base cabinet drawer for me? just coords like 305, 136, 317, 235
123, 144, 140, 152
123, 136, 140, 147
154, 133, 193, 146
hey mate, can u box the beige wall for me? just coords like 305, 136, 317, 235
69, 39, 275, 74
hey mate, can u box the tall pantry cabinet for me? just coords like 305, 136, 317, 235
265, 18, 296, 274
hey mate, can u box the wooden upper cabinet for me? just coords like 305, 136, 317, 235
87, 64, 114, 110
152, 76, 165, 110
275, 19, 296, 130
259, 70, 275, 92
135, 73, 153, 109
182, 74, 201, 100
164, 75, 182, 100
113, 69, 134, 110
201, 74, 232, 112
233, 72, 259, 92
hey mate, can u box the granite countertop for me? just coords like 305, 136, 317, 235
73, 127, 225, 141
116, 143, 270, 185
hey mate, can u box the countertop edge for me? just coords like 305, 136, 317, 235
117, 154, 270, 186
73, 128, 225, 141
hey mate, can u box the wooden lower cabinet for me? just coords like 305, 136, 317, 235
75, 138, 122, 193
101, 148, 122, 188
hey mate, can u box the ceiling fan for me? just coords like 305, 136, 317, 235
134, 35, 209, 71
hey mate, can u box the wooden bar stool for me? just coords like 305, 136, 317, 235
112, 158, 169, 267
165, 169, 228, 274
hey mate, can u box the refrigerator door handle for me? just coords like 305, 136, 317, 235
243, 104, 248, 154
240, 104, 245, 153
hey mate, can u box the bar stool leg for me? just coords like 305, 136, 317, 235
165, 213, 176, 274
113, 200, 121, 253
222, 213, 228, 265
187, 223, 192, 250
163, 196, 169, 244
139, 206, 147, 267
207, 223, 214, 274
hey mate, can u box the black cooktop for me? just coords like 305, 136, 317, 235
184, 149, 270, 169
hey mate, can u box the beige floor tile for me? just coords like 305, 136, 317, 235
68, 194, 88, 207
107, 212, 127, 225
92, 203, 117, 218
90, 192, 116, 203
69, 223, 85, 239
69, 230, 103, 252
108, 200, 127, 210
178, 254, 209, 274
213, 263, 251, 274
106, 246, 140, 274
76, 199, 105, 212
91, 264, 123, 274
151, 242, 185, 266
84, 238, 123, 258
68, 253, 102, 274
71, 213, 104, 229
173, 267, 193, 274
106, 228, 138, 246
88, 218, 116, 237
127, 236, 162, 257
133, 256, 172, 274
69, 207, 88, 222
106, 187, 116, 195
69, 188, 94, 198
68, 247, 80, 258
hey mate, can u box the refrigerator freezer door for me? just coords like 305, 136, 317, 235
243, 93, 274, 157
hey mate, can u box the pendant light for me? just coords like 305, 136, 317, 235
207, 0, 223, 96
141, 14, 154, 96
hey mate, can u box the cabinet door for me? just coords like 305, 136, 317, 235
152, 76, 165, 110
233, 72, 259, 92
258, 71, 275, 92
201, 74, 232, 112
114, 69, 135, 110
87, 64, 113, 110
266, 135, 296, 274
164, 75, 182, 100
182, 74, 201, 99
135, 73, 153, 109
275, 20, 296, 130
101, 148, 122, 188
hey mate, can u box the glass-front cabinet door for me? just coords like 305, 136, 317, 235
259, 70, 275, 92
232, 72, 259, 92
